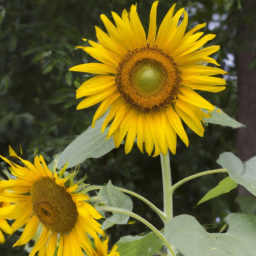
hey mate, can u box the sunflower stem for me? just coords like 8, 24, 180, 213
160, 153, 173, 222
100, 206, 176, 256
82, 185, 167, 222
170, 169, 228, 193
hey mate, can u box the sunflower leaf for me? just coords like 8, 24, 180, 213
164, 213, 256, 256
217, 152, 256, 196
198, 176, 238, 205
99, 181, 133, 230
56, 113, 116, 169
203, 107, 245, 128
116, 232, 163, 256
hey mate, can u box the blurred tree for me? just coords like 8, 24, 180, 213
235, 0, 256, 196
236, 0, 256, 161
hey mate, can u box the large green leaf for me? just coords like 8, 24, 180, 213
56, 113, 116, 169
99, 181, 133, 230
203, 107, 245, 128
116, 232, 163, 256
217, 153, 256, 196
198, 177, 238, 205
164, 213, 256, 256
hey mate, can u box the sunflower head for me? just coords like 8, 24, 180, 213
0, 146, 104, 256
70, 1, 226, 156
31, 176, 78, 234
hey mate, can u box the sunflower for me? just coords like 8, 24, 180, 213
0, 196, 12, 243
84, 236, 120, 256
0, 147, 104, 256
70, 1, 226, 156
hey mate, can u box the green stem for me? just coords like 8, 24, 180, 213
101, 206, 176, 256
160, 153, 173, 222
171, 169, 228, 193
82, 185, 167, 222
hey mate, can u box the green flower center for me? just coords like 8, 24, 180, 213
133, 61, 165, 94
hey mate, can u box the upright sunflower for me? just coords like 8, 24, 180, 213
70, 1, 227, 156
0, 147, 104, 256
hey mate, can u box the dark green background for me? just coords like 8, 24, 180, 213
0, 0, 252, 255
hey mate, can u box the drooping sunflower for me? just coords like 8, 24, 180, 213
0, 195, 12, 243
70, 1, 227, 156
84, 236, 120, 256
0, 147, 104, 256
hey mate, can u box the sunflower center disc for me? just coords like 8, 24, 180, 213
116, 46, 182, 113
134, 64, 162, 93
31, 177, 78, 234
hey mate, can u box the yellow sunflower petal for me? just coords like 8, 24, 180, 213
84, 47, 120, 68
63, 234, 71, 256
155, 4, 176, 47
29, 228, 50, 256
147, 1, 158, 46
13, 215, 39, 246
95, 26, 126, 56
183, 75, 226, 86
100, 14, 130, 51
184, 22, 206, 39
166, 10, 188, 54
184, 84, 226, 93
45, 232, 57, 256
0, 201, 30, 219
178, 34, 216, 57
158, 8, 185, 50
107, 105, 126, 140
166, 107, 189, 147
125, 111, 137, 154
38, 245, 46, 256
136, 114, 145, 153
111, 11, 137, 50
114, 108, 132, 147
177, 100, 210, 120
92, 91, 120, 128
0, 230, 5, 244
77, 87, 117, 110
77, 80, 115, 98
101, 98, 124, 132
57, 235, 64, 256
129, 4, 147, 47
172, 32, 204, 57
12, 207, 32, 232
182, 65, 228, 75
179, 87, 215, 110
175, 105, 204, 137
77, 75, 115, 92
69, 63, 116, 75
144, 117, 154, 156
164, 114, 177, 154
176, 45, 220, 66
0, 219, 12, 234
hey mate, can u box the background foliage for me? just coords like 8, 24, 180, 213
0, 0, 252, 255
